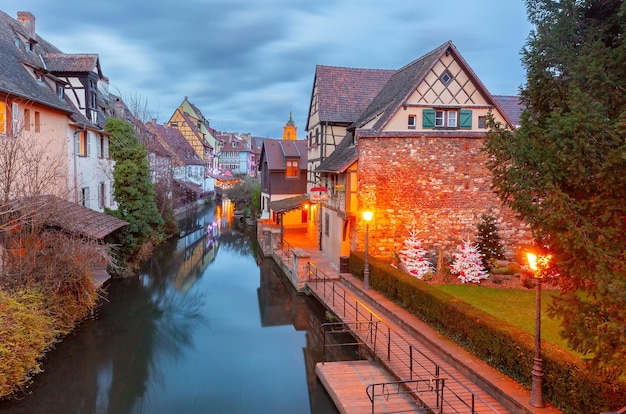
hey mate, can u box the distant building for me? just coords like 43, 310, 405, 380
258, 114, 308, 229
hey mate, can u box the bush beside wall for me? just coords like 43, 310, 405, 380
349, 251, 626, 414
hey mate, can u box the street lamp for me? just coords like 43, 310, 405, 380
526, 252, 545, 408
362, 211, 373, 289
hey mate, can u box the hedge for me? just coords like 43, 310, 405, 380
349, 251, 626, 414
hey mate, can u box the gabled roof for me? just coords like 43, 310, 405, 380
3, 195, 128, 239
351, 41, 516, 131
316, 132, 357, 174
260, 139, 308, 171
45, 53, 102, 76
179, 110, 214, 150
0, 11, 76, 114
147, 121, 204, 166
306, 65, 395, 130
493, 95, 523, 127
269, 194, 310, 213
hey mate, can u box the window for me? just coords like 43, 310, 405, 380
57, 84, 64, 99
478, 116, 486, 129
286, 159, 299, 178
98, 135, 109, 158
98, 182, 106, 209
324, 213, 330, 236
0, 102, 5, 134
435, 110, 457, 128
11, 103, 19, 133
440, 70, 453, 85
76, 130, 89, 156
79, 187, 90, 207
408, 114, 416, 129
23, 109, 30, 131
423, 108, 472, 129
34, 111, 40, 132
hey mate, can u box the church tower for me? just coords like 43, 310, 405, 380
282, 111, 297, 140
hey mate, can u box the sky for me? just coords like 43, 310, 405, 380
3, 1, 533, 139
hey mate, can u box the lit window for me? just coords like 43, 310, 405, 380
286, 159, 299, 178
76, 131, 89, 156
0, 102, 5, 134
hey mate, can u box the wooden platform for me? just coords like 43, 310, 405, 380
316, 360, 423, 414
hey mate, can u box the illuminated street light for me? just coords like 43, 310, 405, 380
362, 211, 373, 289
526, 252, 546, 408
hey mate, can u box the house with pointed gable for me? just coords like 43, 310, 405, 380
167, 97, 219, 175
314, 41, 528, 267
0, 11, 116, 213
258, 115, 308, 229
305, 65, 394, 189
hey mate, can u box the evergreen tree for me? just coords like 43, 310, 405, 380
484, 0, 626, 375
105, 118, 164, 263
398, 230, 433, 279
475, 214, 505, 271
450, 240, 488, 284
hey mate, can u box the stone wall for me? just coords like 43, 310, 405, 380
357, 135, 529, 261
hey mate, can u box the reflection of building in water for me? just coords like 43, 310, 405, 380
171, 210, 219, 291
257, 260, 352, 413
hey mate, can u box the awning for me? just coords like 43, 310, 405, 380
269, 194, 310, 213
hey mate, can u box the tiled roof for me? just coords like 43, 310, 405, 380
493, 95, 523, 127
4, 195, 128, 239
45, 53, 100, 73
0, 11, 76, 114
352, 41, 451, 130
260, 139, 308, 170
147, 121, 204, 166
309, 65, 394, 129
352, 41, 517, 131
316, 132, 357, 173
269, 194, 310, 213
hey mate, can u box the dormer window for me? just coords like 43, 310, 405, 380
57, 84, 64, 99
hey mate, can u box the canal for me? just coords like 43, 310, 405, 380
0, 201, 348, 414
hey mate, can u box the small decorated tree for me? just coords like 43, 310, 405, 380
475, 213, 505, 271
450, 240, 488, 284
398, 230, 433, 279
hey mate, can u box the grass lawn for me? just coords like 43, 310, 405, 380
433, 284, 585, 358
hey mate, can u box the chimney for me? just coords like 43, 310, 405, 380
17, 12, 36, 40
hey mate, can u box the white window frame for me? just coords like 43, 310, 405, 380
435, 110, 458, 128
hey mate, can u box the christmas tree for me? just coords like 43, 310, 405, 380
475, 214, 505, 271
398, 230, 433, 279
450, 240, 489, 284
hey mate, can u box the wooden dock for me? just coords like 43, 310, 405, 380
307, 276, 512, 414
316, 360, 424, 414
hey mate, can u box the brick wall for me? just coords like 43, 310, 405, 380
357, 135, 529, 260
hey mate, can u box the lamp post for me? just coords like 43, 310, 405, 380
362, 211, 373, 289
526, 252, 545, 408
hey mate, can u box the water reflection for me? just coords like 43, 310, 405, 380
0, 200, 344, 414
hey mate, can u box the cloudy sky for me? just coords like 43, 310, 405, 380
4, 1, 533, 138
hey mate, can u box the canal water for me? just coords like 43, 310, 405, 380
0, 201, 349, 414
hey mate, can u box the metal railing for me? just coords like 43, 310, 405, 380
277, 239, 293, 263
366, 378, 446, 414
307, 262, 499, 414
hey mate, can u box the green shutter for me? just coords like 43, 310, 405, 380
460, 109, 472, 129
422, 109, 435, 128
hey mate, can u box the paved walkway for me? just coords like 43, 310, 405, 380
283, 232, 562, 414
